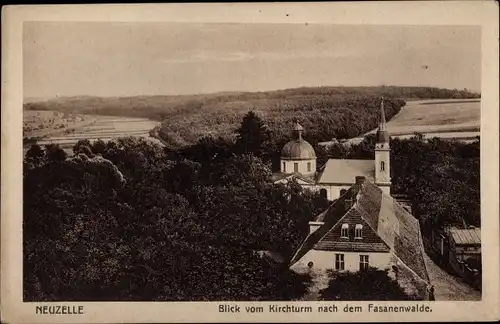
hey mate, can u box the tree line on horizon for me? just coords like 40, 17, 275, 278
24, 86, 480, 148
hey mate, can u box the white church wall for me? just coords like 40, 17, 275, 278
311, 184, 352, 201
281, 159, 316, 175
329, 185, 352, 200
290, 249, 391, 274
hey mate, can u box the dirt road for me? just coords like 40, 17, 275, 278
423, 253, 481, 301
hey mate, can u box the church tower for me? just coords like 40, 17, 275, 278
374, 97, 391, 195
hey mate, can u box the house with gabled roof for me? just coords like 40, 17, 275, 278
273, 97, 391, 200
288, 176, 432, 299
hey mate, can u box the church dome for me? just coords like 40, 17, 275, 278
281, 122, 316, 160
281, 139, 316, 160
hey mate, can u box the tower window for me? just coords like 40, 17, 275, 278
307, 162, 311, 172
282, 162, 286, 172
381, 161, 385, 171
341, 224, 349, 238
355, 224, 363, 238
294, 162, 298, 173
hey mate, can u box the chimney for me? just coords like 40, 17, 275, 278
309, 221, 324, 234
355, 176, 366, 185
344, 198, 353, 211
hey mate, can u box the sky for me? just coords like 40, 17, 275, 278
23, 22, 481, 99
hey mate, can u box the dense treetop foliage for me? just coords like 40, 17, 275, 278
24, 115, 329, 301
23, 92, 480, 301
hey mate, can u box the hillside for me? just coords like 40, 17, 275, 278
24, 86, 480, 148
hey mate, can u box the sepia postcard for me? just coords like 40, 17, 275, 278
1, 2, 499, 323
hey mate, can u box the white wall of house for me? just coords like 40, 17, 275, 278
291, 249, 391, 274
281, 159, 316, 176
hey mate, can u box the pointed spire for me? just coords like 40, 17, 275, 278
293, 121, 304, 140
376, 96, 390, 144
379, 96, 387, 130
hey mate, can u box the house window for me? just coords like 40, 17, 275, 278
359, 255, 369, 271
341, 224, 349, 238
340, 189, 347, 196
320, 188, 327, 199
282, 162, 286, 172
355, 224, 363, 239
294, 162, 298, 173
381, 161, 385, 171
335, 253, 345, 271
307, 162, 311, 172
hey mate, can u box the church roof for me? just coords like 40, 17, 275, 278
281, 139, 316, 160
289, 180, 429, 284
316, 159, 375, 184
377, 97, 390, 144
271, 172, 316, 184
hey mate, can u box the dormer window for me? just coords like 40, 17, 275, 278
341, 224, 349, 238
355, 224, 363, 239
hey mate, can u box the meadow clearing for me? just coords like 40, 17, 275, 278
340, 98, 481, 145
24, 111, 161, 154
23, 110, 96, 139
383, 99, 480, 135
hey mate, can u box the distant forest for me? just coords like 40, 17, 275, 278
24, 86, 480, 148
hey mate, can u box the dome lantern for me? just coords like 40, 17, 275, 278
293, 122, 304, 140
281, 122, 316, 161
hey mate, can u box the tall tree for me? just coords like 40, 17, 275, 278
73, 139, 92, 155
44, 144, 67, 162
25, 144, 45, 168
235, 111, 270, 156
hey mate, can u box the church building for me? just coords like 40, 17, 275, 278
275, 98, 433, 299
272, 98, 391, 200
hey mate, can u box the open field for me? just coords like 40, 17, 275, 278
24, 111, 161, 154
23, 110, 96, 139
320, 99, 480, 146
379, 99, 480, 136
